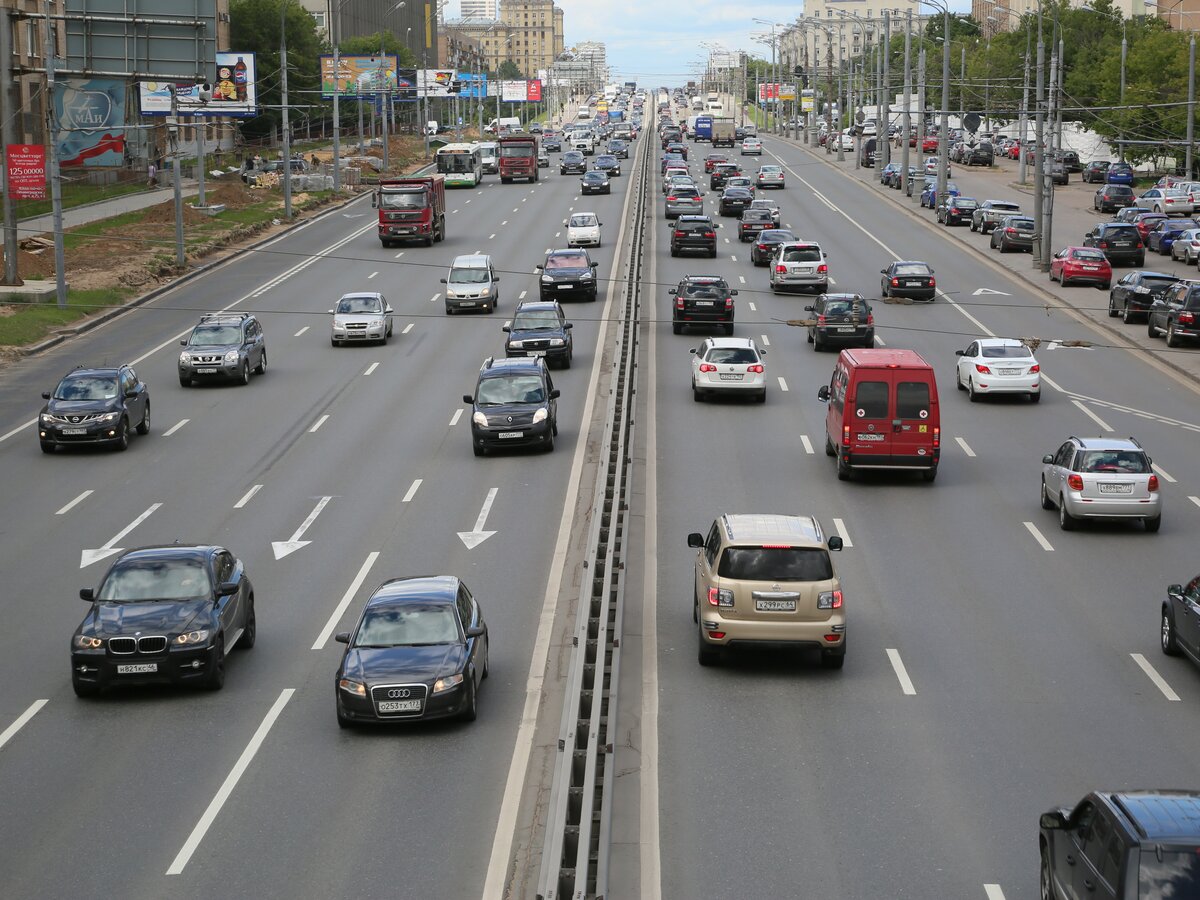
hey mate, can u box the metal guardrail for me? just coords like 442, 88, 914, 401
535, 125, 651, 900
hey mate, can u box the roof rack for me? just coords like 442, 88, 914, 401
199, 312, 250, 323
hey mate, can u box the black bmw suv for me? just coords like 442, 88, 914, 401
72, 544, 255, 695
537, 248, 599, 302
178, 312, 267, 386
670, 215, 720, 258
464, 357, 560, 455
503, 300, 574, 368
1108, 271, 1180, 323
39, 364, 150, 453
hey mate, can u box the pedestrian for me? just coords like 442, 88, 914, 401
311, 153, 319, 167
147, 160, 158, 187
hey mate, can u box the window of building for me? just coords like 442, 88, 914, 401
311, 11, 326, 28
26, 20, 40, 58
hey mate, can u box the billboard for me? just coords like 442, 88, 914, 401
710, 51, 741, 70
778, 83, 796, 102
419, 69, 459, 97
139, 52, 258, 117
801, 88, 815, 112
6, 144, 46, 198
500, 80, 542, 102
456, 73, 488, 99
320, 55, 415, 99
55, 78, 126, 167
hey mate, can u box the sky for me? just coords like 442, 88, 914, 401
443, 0, 974, 89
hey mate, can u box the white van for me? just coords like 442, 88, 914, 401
485, 116, 520, 134
478, 142, 499, 174
440, 254, 500, 314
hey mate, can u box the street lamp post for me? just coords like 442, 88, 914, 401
901, 8, 913, 195
281, 0, 293, 218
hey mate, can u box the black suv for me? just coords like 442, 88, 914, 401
1082, 159, 1111, 183
804, 293, 874, 350
178, 312, 267, 386
463, 357, 559, 455
670, 215, 720, 258
710, 163, 741, 190
559, 150, 586, 175
1095, 184, 1135, 213
39, 365, 150, 453
503, 300, 574, 368
71, 544, 255, 695
1148, 279, 1200, 346
718, 187, 753, 216
937, 196, 977, 226
1040, 791, 1200, 899
1108, 271, 1181, 323
964, 142, 994, 166
537, 248, 598, 302
1083, 223, 1145, 267
1163, 573, 1200, 666
670, 275, 737, 335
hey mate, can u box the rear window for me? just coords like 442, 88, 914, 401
1138, 847, 1200, 897
823, 298, 867, 317
894, 263, 931, 276
981, 345, 1033, 358
896, 381, 931, 419
1078, 450, 1150, 473
718, 546, 833, 581
782, 246, 822, 262
854, 381, 889, 418
1104, 225, 1139, 235
707, 347, 759, 364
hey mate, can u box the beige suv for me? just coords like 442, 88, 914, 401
687, 514, 845, 668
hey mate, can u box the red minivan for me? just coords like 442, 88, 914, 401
816, 348, 940, 482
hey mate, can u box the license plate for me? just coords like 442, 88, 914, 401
377, 700, 422, 713
1098, 483, 1134, 494
695, 300, 714, 307
197, 367, 218, 374
718, 373, 743, 381
117, 663, 158, 674
63, 428, 86, 435
906, 280, 923, 286
836, 326, 855, 333
857, 433, 885, 442
498, 431, 523, 439
998, 368, 1021, 375
459, 301, 476, 306
755, 599, 796, 612
558, 284, 573, 289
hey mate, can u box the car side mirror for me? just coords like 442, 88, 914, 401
667, 288, 676, 295
564, 322, 573, 329
954, 349, 965, 356
125, 388, 138, 398
371, 196, 378, 208
80, 588, 95, 602
535, 265, 544, 270
180, 339, 188, 346
730, 289, 738, 296
1042, 454, 1055, 464
804, 305, 814, 312
687, 532, 704, 548
334, 631, 350, 644
549, 389, 561, 399
385, 306, 393, 314
1040, 812, 1068, 831
328, 309, 335, 314
217, 581, 239, 597
502, 326, 511, 333
463, 395, 474, 404
440, 278, 447, 283
817, 385, 831, 402
827, 536, 843, 551
880, 269, 887, 275
591, 262, 599, 268
1168, 583, 1183, 599
42, 391, 51, 399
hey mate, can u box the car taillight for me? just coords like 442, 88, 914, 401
1136, 241, 1144, 248
725, 297, 734, 309
1180, 311, 1196, 324
1067, 474, 1084, 491
928, 276, 936, 288
1148, 475, 1160, 491
817, 315, 826, 325
674, 231, 685, 238
817, 264, 828, 274
747, 364, 764, 373
932, 425, 940, 448
891, 277, 900, 287
666, 196, 676, 201
817, 590, 843, 610
1030, 364, 1040, 373
699, 363, 717, 372
1006, 227, 1017, 235
866, 314, 874, 325
675, 297, 684, 309
975, 363, 992, 374
704, 231, 715, 238
775, 264, 786, 274
1098, 241, 1108, 248
707, 587, 734, 607
842, 424, 850, 446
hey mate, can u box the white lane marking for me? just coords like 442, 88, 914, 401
828, 278, 837, 286
1039, 373, 1066, 393
402, 323, 414, 335
886, 649, 917, 695
166, 689, 295, 875
56, 490, 93, 515
233, 484, 262, 509
1072, 399, 1113, 432
363, 362, 379, 376
450, 408, 463, 427
513, 208, 520, 213
458, 487, 499, 549
0, 699, 48, 752
309, 414, 329, 433
163, 419, 189, 437
729, 255, 737, 261
760, 334, 770, 346
984, 886, 1007, 900
402, 479, 422, 503
874, 335, 886, 346
955, 436, 976, 458
312, 552, 380, 650
777, 376, 789, 391
1131, 652, 1181, 701
429, 292, 441, 303
488, 233, 496, 240
501, 221, 508, 226
738, 275, 746, 284
748, 302, 757, 311
831, 517, 853, 547
394, 251, 405, 258
1023, 521, 1055, 552
1151, 463, 1176, 484
367, 271, 378, 279
519, 290, 528, 300
1190, 496, 1200, 509
294, 326, 309, 337
465, 198, 472, 203
81, 503, 162, 569
800, 435, 814, 455
0, 417, 36, 444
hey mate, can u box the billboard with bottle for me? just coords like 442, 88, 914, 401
138, 52, 258, 116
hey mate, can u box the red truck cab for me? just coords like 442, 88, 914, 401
499, 135, 539, 184
373, 175, 446, 247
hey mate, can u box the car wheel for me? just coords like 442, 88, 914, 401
204, 636, 225, 690
135, 403, 151, 436
968, 379, 979, 402
179, 374, 191, 387
1107, 295, 1120, 317
1162, 607, 1181, 655
697, 628, 722, 666
1029, 390, 1041, 403
1154, 205, 1162, 213
1122, 302, 1141, 325
670, 247, 678, 257
1148, 319, 1159, 338
336, 702, 353, 729
255, 350, 267, 375
239, 599, 256, 649
459, 675, 478, 722
72, 678, 100, 698
1167, 321, 1182, 347
1040, 849, 1058, 900
693, 383, 704, 402
40, 442, 55, 454
820, 645, 847, 669
970, 219, 977, 232
825, 433, 836, 457
1058, 496, 1077, 531
1145, 514, 1162, 533
239, 360, 250, 385
756, 390, 766, 403
113, 417, 130, 451
673, 322, 683, 335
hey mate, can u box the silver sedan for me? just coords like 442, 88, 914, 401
1135, 187, 1195, 217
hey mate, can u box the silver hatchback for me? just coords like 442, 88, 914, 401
665, 185, 704, 219
769, 241, 828, 294
1040, 436, 1162, 532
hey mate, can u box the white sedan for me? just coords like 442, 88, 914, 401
741, 138, 763, 155
690, 337, 767, 402
566, 212, 602, 247
954, 337, 1040, 402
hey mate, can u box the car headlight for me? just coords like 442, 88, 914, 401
179, 351, 191, 365
532, 408, 548, 424
99, 411, 120, 423
541, 275, 554, 283
472, 411, 489, 428
432, 673, 464, 694
508, 339, 524, 349
40, 413, 53, 425
74, 634, 104, 649
339, 678, 367, 697
175, 629, 211, 645
370, 318, 384, 329
581, 272, 593, 280
548, 338, 564, 347
223, 350, 239, 364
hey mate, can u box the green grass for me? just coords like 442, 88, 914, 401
0, 287, 132, 346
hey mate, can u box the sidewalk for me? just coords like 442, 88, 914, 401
17, 180, 200, 238
778, 133, 1200, 387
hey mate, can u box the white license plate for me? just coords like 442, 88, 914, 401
1082, 265, 1099, 269
1098, 483, 1134, 494
755, 599, 796, 612
459, 301, 476, 306
117, 663, 158, 674
857, 433, 886, 442
718, 373, 743, 381
836, 326, 856, 333
498, 431, 523, 439
558, 284, 573, 289
197, 367, 218, 374
796, 267, 813, 275
377, 700, 422, 713
998, 368, 1021, 375
695, 300, 714, 307
906, 280, 924, 286
62, 428, 86, 435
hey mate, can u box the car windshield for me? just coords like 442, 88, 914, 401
981, 345, 1033, 358
189, 325, 241, 345
500, 145, 533, 157
512, 311, 561, 330
337, 296, 382, 313
449, 267, 489, 284
97, 558, 212, 602
583, 173, 606, 181
546, 254, 586, 270
1078, 450, 1150, 473
570, 215, 597, 228
54, 375, 118, 401
718, 547, 833, 581
706, 347, 759, 364
477, 374, 546, 405
354, 604, 460, 647
782, 246, 822, 262
894, 263, 931, 276
379, 191, 425, 209
597, 156, 616, 165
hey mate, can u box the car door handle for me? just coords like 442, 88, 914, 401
1083, 879, 1096, 892
1065, 854, 1076, 866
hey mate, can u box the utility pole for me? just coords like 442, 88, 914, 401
379, 35, 390, 174
936, 6, 950, 215
825, 28, 834, 155
1, 11, 21, 285
1043, 45, 1057, 273
1032, 10, 1045, 269
281, 2, 293, 218
331, 4, 341, 192
43, 0, 66, 306
168, 87, 185, 268
1188, 34, 1196, 178
901, 10, 912, 196
915, 43, 925, 203
1019, 28, 1030, 184
881, 10, 891, 169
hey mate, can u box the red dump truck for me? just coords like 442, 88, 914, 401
373, 175, 446, 247
498, 134, 539, 183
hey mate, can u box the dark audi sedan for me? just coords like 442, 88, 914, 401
335, 575, 488, 726
580, 170, 611, 195
881, 260, 936, 301
71, 545, 256, 696
39, 364, 150, 453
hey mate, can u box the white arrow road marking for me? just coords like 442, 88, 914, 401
82, 503, 162, 568
166, 688, 295, 875
800, 435, 814, 455
1131, 653, 1181, 701
458, 487, 499, 549
1151, 463, 1176, 483
886, 649, 917, 695
1072, 399, 1113, 432
0, 699, 48, 752
233, 485, 262, 509
1023, 522, 1055, 552
312, 552, 380, 650
272, 496, 332, 559
57, 490, 93, 515
972, 288, 1011, 296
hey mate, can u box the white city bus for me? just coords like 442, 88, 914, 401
436, 143, 484, 187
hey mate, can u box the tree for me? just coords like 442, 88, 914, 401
498, 60, 522, 80
340, 33, 415, 67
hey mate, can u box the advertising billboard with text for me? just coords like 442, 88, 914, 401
139, 52, 258, 117
320, 55, 416, 99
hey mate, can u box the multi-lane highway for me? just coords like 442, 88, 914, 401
1, 117, 1199, 900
